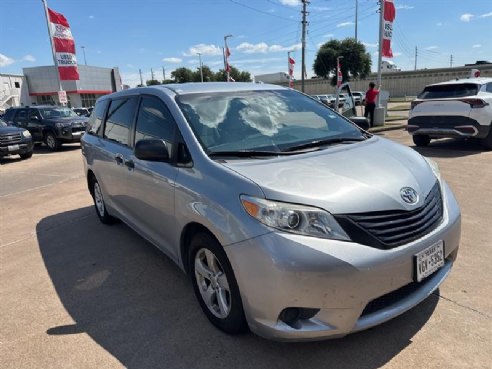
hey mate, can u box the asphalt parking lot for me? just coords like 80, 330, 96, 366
1, 131, 491, 369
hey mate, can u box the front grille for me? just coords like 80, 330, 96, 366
336, 182, 443, 249
71, 126, 85, 133
0, 132, 22, 145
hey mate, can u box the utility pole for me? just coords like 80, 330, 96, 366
450, 54, 453, 68
301, 0, 308, 92
139, 69, 143, 86
197, 53, 204, 83
355, 0, 358, 43
162, 66, 166, 81
414, 46, 418, 71
224, 34, 233, 82
376, 0, 383, 103
151, 68, 154, 81
81, 46, 87, 65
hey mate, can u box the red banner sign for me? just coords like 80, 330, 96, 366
382, 0, 396, 58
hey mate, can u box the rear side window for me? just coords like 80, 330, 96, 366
103, 97, 138, 146
15, 110, 28, 124
134, 96, 176, 147
418, 83, 479, 99
87, 100, 109, 136
486, 83, 492, 93
3, 109, 15, 122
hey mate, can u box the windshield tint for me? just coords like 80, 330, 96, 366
418, 83, 479, 99
177, 89, 363, 154
39, 107, 77, 119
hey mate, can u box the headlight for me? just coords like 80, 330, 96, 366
424, 157, 441, 179
22, 130, 31, 138
240, 195, 350, 241
55, 122, 70, 128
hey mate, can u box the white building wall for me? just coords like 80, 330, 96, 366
0, 74, 24, 111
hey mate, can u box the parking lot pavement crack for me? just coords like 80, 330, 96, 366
433, 291, 492, 319
0, 174, 83, 198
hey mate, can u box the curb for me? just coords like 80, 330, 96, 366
368, 124, 406, 133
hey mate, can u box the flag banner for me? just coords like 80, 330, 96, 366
288, 57, 295, 88
48, 8, 79, 80
336, 59, 342, 87
382, 0, 396, 58
225, 47, 231, 73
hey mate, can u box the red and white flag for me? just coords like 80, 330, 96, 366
288, 56, 295, 88
48, 8, 79, 80
382, 0, 396, 58
225, 47, 231, 73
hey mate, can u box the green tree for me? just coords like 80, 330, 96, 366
313, 38, 371, 86
171, 67, 194, 83
146, 79, 161, 86
192, 65, 216, 82
215, 66, 252, 82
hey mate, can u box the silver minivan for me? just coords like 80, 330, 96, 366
81, 83, 461, 341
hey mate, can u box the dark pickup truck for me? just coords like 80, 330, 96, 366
3, 105, 89, 151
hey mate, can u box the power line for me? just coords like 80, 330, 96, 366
228, 0, 297, 22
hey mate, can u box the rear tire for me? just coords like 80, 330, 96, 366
481, 127, 492, 150
413, 135, 431, 147
90, 176, 118, 224
45, 132, 61, 151
189, 232, 248, 335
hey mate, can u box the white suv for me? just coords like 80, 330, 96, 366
408, 77, 492, 149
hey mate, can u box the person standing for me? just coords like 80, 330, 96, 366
364, 82, 379, 127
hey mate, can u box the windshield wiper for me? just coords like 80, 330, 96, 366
282, 137, 366, 152
208, 150, 291, 158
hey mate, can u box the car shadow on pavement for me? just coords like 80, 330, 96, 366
33, 143, 81, 154
412, 138, 486, 158
0, 156, 24, 165
37, 207, 439, 369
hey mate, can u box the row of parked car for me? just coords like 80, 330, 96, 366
0, 105, 90, 160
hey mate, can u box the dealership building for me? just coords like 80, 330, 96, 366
0, 65, 122, 112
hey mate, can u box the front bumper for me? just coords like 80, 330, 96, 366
0, 141, 34, 157
225, 180, 461, 341
58, 127, 85, 143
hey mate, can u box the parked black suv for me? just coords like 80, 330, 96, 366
3, 105, 89, 151
0, 118, 33, 159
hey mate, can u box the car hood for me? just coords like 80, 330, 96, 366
220, 136, 437, 214
44, 116, 89, 124
0, 126, 25, 134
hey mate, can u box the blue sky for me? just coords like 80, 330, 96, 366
1, 0, 491, 87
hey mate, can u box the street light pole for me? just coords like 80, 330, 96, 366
81, 46, 87, 65
197, 53, 203, 82
224, 34, 232, 82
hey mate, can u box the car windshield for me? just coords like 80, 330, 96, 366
177, 89, 364, 154
39, 107, 78, 119
418, 83, 480, 99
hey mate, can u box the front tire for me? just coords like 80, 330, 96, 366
91, 176, 118, 224
413, 134, 431, 147
45, 132, 61, 151
19, 151, 33, 159
189, 232, 248, 334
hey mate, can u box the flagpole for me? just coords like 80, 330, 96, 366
376, 0, 384, 106
287, 51, 291, 88
41, 0, 63, 94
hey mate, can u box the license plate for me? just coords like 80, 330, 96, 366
8, 144, 19, 152
415, 241, 444, 282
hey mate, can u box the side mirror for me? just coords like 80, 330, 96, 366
350, 117, 370, 130
30, 116, 40, 122
134, 139, 170, 162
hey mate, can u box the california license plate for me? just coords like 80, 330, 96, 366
8, 144, 19, 152
415, 240, 444, 282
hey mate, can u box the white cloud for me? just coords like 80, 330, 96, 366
393, 52, 402, 57
234, 57, 283, 66
336, 21, 354, 28
480, 12, 492, 18
0, 53, 15, 67
424, 46, 438, 50
436, 22, 443, 26
163, 57, 182, 63
184, 44, 222, 56
396, 5, 414, 10
362, 42, 378, 48
280, 0, 301, 6
236, 42, 301, 54
472, 44, 482, 48
88, 15, 95, 19
22, 54, 36, 62
460, 13, 474, 22
323, 33, 334, 38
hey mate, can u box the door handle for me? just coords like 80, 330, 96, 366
114, 155, 123, 165
125, 159, 135, 169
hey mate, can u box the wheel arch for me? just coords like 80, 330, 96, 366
87, 169, 96, 196
180, 222, 221, 275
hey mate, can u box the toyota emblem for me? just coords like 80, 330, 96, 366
400, 187, 419, 205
